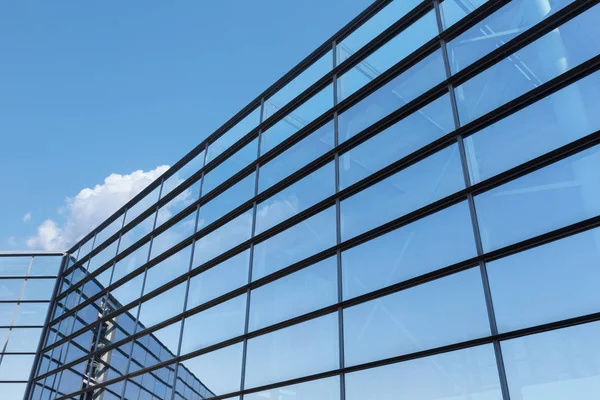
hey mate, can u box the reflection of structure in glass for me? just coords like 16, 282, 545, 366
21, 0, 600, 399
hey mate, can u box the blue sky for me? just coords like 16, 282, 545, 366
0, 0, 373, 250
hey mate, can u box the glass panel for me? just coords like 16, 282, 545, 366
344, 268, 490, 366
340, 93, 455, 188
109, 271, 144, 311
465, 70, 600, 184
118, 213, 155, 254
258, 121, 334, 193
178, 342, 243, 397
341, 143, 465, 240
155, 186, 198, 230
21, 279, 55, 300
137, 282, 187, 330
338, 10, 439, 101
447, 0, 574, 73
124, 185, 161, 226
0, 279, 24, 300
143, 245, 192, 295
263, 51, 332, 121
244, 313, 339, 389
502, 321, 600, 400
488, 228, 600, 333
150, 209, 197, 260
248, 257, 337, 332
0, 354, 36, 380
339, 49, 446, 142
455, 4, 600, 124
180, 295, 246, 355
261, 84, 334, 155
30, 256, 62, 276
203, 138, 258, 195
337, 0, 423, 64
0, 383, 27, 399
244, 376, 340, 400
14, 303, 49, 326
255, 162, 335, 235
207, 108, 261, 164
440, 0, 488, 30
345, 344, 502, 400
128, 322, 181, 373
198, 173, 256, 231
111, 242, 149, 284
0, 257, 31, 277
161, 149, 205, 199
87, 239, 118, 274
187, 250, 250, 310
0, 303, 16, 326
77, 237, 95, 261
475, 144, 600, 252
342, 201, 477, 299
193, 210, 253, 266
4, 327, 44, 352
94, 213, 125, 250
252, 207, 337, 281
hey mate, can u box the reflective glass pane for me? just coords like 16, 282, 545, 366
143, 245, 192, 295
249, 257, 337, 332
341, 144, 465, 240
455, 4, 600, 124
111, 242, 149, 284
258, 121, 334, 193
252, 207, 337, 281
0, 257, 31, 276
0, 383, 27, 399
476, 144, 600, 252
193, 210, 253, 266
137, 282, 187, 330
502, 321, 600, 400
124, 185, 161, 226
155, 186, 198, 230
263, 52, 332, 121
342, 201, 477, 299
244, 376, 340, 400
340, 93, 455, 188
161, 149, 205, 199
0, 279, 24, 300
5, 327, 43, 352
261, 84, 334, 155
87, 239, 118, 274
150, 209, 197, 260
77, 238, 94, 261
178, 342, 243, 396
21, 279, 55, 300
440, 0, 488, 29
256, 162, 335, 235
14, 303, 49, 326
338, 11, 439, 101
187, 250, 250, 310
207, 107, 260, 163
447, 0, 573, 73
337, 0, 423, 64
109, 271, 144, 311
180, 295, 246, 355
203, 138, 258, 195
94, 213, 125, 251
345, 344, 502, 400
198, 173, 255, 231
344, 268, 490, 366
339, 49, 446, 142
488, 228, 600, 333
244, 313, 339, 389
118, 213, 155, 254
465, 69, 600, 183
0, 354, 35, 380
30, 256, 62, 276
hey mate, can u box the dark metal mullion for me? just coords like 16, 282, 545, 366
435, 1, 512, 398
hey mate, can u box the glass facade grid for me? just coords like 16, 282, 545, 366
21, 1, 600, 399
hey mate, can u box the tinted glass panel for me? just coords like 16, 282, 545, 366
244, 313, 339, 389
488, 228, 600, 333
0, 257, 31, 276
143, 245, 192, 295
244, 377, 340, 400
137, 282, 187, 330
345, 344, 502, 400
475, 144, 600, 251
261, 84, 334, 155
340, 94, 455, 188
207, 107, 260, 163
198, 173, 255, 231
455, 4, 600, 124
344, 268, 490, 366
341, 144, 465, 240
339, 49, 446, 142
124, 186, 161, 227
160, 149, 205, 199
30, 256, 62, 276
255, 162, 335, 235
338, 11, 439, 101
248, 257, 337, 332
502, 321, 600, 400
150, 210, 197, 260
465, 70, 600, 183
342, 201, 477, 299
203, 138, 258, 195
258, 121, 334, 193
252, 207, 337, 281
440, 0, 488, 29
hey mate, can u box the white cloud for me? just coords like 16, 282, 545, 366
27, 166, 170, 251
23, 212, 31, 222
